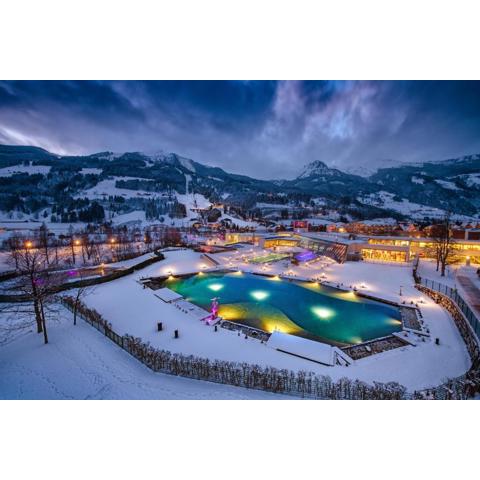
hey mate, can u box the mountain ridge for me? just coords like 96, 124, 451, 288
0, 144, 479, 221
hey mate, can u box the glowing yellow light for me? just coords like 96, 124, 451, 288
167, 275, 174, 281
74, 239, 80, 246
350, 336, 363, 344
312, 306, 334, 320
110, 238, 116, 244
250, 290, 269, 301
387, 319, 402, 326
208, 283, 224, 292
25, 241, 33, 248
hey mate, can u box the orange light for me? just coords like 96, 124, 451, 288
110, 238, 116, 244
74, 239, 80, 245
25, 241, 33, 249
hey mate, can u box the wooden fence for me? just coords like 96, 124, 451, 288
59, 296, 409, 400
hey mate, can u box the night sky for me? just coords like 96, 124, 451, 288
0, 80, 479, 179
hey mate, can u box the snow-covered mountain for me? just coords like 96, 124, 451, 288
284, 160, 377, 198
368, 153, 480, 216
297, 160, 341, 179
0, 144, 479, 222
339, 158, 405, 177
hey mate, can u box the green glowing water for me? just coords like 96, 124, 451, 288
166, 271, 402, 345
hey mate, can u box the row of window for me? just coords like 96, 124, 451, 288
361, 248, 408, 263
367, 238, 480, 252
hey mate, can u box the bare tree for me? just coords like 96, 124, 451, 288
7, 242, 66, 344
428, 213, 454, 276
70, 272, 95, 326
5, 233, 25, 270
37, 223, 51, 265
68, 224, 77, 265
0, 302, 40, 346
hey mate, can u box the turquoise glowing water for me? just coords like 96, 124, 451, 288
166, 271, 402, 346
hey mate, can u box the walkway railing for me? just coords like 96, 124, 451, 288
418, 277, 480, 343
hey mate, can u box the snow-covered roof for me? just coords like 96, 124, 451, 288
154, 288, 183, 303
267, 331, 336, 366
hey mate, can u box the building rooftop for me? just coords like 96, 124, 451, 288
299, 232, 364, 245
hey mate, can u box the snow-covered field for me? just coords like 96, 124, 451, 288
358, 190, 479, 221
79, 167, 103, 175
417, 259, 458, 288
82, 249, 470, 391
455, 172, 480, 188
0, 163, 51, 177
1, 248, 472, 398
435, 179, 460, 191
0, 251, 11, 272
358, 191, 447, 219
0, 307, 280, 399
78, 177, 160, 199
417, 259, 480, 317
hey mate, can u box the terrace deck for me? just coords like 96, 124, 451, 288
248, 253, 290, 264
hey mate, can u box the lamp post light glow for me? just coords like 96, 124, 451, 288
25, 241, 33, 249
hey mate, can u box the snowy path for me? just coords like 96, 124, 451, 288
0, 309, 286, 400
417, 259, 480, 322
457, 274, 480, 317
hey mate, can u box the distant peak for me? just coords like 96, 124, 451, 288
297, 160, 333, 179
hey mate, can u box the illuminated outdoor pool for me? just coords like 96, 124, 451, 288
165, 271, 402, 346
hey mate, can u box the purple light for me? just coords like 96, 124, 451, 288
205, 297, 220, 325
295, 250, 317, 262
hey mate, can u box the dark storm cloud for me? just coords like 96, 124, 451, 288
0, 80, 479, 178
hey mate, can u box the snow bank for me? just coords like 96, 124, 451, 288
0, 307, 281, 399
